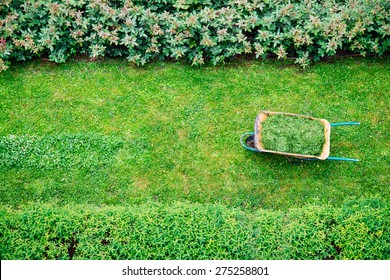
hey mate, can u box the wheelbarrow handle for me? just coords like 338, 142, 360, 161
240, 132, 258, 152
331, 122, 360, 127
327, 156, 359, 162
328, 122, 360, 161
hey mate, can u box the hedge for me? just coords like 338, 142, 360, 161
0, 0, 389, 71
1, 199, 389, 259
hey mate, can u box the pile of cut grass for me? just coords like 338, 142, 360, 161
262, 114, 325, 156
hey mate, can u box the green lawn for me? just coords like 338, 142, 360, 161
1, 57, 389, 259
0, 57, 389, 210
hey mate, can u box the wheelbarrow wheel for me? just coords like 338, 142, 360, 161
245, 134, 255, 149
240, 132, 258, 152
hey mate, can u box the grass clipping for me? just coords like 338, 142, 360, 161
262, 114, 325, 156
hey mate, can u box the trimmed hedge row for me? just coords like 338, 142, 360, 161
0, 0, 389, 70
1, 199, 389, 259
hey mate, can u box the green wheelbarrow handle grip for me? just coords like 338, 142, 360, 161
327, 156, 359, 162
331, 122, 360, 126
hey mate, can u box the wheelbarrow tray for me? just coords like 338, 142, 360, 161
254, 111, 331, 160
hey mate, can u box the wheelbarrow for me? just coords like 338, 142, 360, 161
240, 111, 360, 162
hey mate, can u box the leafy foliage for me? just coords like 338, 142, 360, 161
1, 199, 389, 260
0, 0, 389, 70
262, 114, 325, 156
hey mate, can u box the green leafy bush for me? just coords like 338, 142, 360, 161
0, 0, 389, 70
1, 199, 388, 259
332, 199, 390, 259
262, 114, 325, 156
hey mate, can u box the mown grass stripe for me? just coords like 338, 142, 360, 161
0, 134, 123, 169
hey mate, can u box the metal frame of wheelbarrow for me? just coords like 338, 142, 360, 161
240, 111, 360, 162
